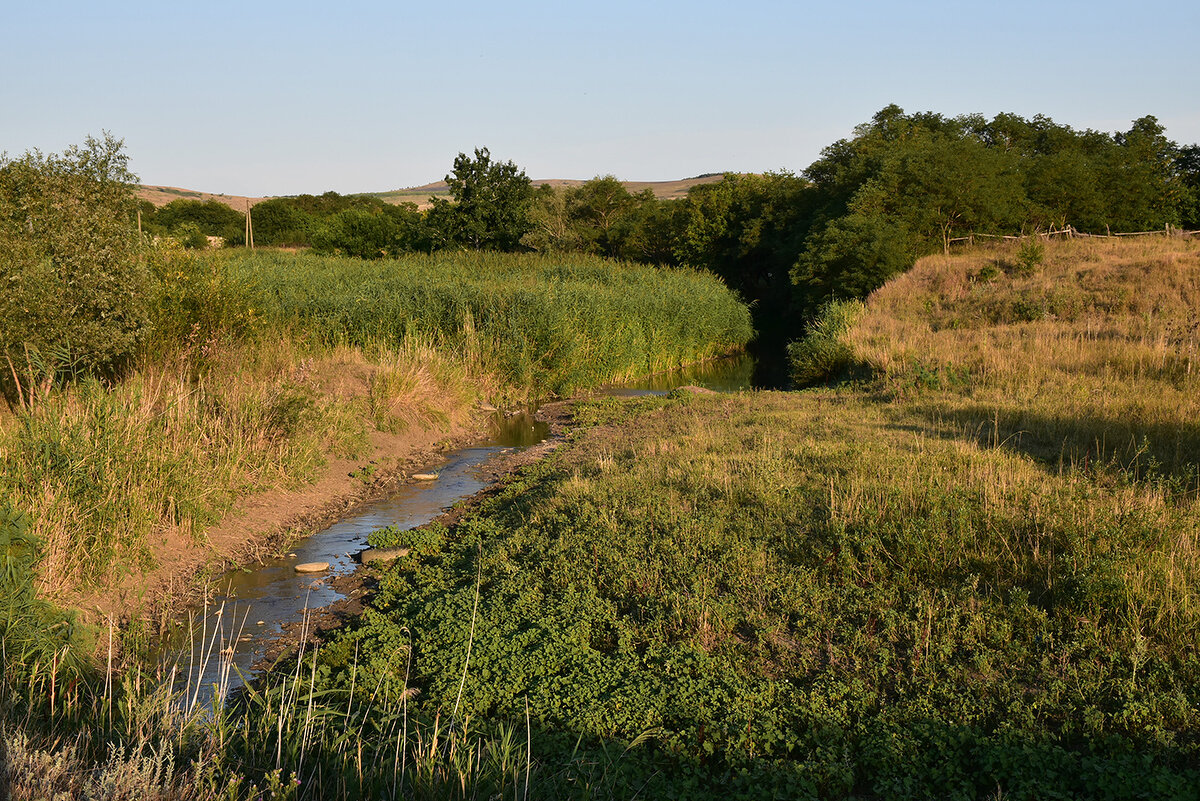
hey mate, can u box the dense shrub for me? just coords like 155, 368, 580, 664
787, 299, 866, 386
0, 134, 149, 398
311, 203, 426, 258
154, 198, 243, 241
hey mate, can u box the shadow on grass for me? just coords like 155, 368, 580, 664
902, 400, 1200, 492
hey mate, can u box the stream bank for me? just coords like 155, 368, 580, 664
164, 354, 773, 703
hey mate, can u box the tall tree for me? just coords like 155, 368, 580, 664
428, 147, 533, 251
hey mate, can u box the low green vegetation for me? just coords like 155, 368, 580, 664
290, 386, 1199, 798
233, 249, 752, 397
188, 237, 1193, 798
6, 124, 1200, 799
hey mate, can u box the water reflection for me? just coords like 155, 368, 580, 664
605, 352, 772, 396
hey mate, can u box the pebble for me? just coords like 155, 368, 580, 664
294, 561, 330, 573
412, 473, 438, 481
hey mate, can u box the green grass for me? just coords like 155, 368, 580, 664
290, 391, 1199, 799
11, 239, 1199, 798
225, 250, 753, 398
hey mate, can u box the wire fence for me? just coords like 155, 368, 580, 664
948, 224, 1199, 248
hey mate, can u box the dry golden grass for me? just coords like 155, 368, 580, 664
0, 334, 486, 596
846, 236, 1200, 474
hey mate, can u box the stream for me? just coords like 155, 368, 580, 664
169, 353, 772, 708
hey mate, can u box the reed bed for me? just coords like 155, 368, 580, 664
227, 250, 753, 397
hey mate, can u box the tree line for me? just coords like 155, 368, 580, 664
12, 106, 1200, 379
148, 108, 1199, 349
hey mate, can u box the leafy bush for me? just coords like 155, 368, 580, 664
1014, 235, 1045, 276
154, 198, 243, 241
0, 134, 149, 398
311, 204, 425, 259
787, 299, 866, 386
174, 222, 210, 250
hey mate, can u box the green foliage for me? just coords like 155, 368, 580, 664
154, 198, 244, 242
427, 147, 533, 252
1014, 236, 1045, 275
142, 243, 261, 361
792, 106, 1197, 317
787, 299, 866, 386
1176, 144, 1200, 229
0, 501, 89, 686
0, 133, 150, 394
175, 222, 210, 250
234, 250, 752, 396
677, 172, 813, 342
523, 179, 684, 267
311, 203, 426, 259
298, 392, 1200, 797
247, 197, 314, 246
792, 211, 913, 308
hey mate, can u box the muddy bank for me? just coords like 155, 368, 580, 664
72, 415, 492, 637
259, 402, 572, 665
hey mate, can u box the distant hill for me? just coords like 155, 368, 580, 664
136, 185, 270, 210
136, 175, 726, 211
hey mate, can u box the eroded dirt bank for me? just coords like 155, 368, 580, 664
81, 400, 573, 659
70, 419, 486, 634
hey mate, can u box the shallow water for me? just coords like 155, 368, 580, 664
168, 356, 757, 706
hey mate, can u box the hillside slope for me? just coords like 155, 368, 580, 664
844, 236, 1200, 474
136, 174, 725, 211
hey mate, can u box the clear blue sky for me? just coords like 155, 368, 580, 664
3, 0, 1197, 197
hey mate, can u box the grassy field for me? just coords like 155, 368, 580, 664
242, 236, 1197, 798
7, 238, 1198, 799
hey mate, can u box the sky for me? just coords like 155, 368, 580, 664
3, 0, 1198, 197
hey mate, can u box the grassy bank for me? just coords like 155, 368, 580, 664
11, 238, 1196, 798
1, 246, 749, 677
843, 236, 1200, 480
1, 243, 751, 799
159, 237, 1195, 798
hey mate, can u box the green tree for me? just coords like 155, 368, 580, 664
155, 198, 244, 242
311, 202, 426, 259
521, 184, 583, 253
427, 147, 533, 251
566, 175, 635, 255
608, 189, 683, 266
1176, 144, 1200, 229
677, 172, 813, 342
1101, 115, 1183, 230
792, 211, 913, 309
0, 133, 149, 397
852, 130, 1025, 252
249, 197, 315, 247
